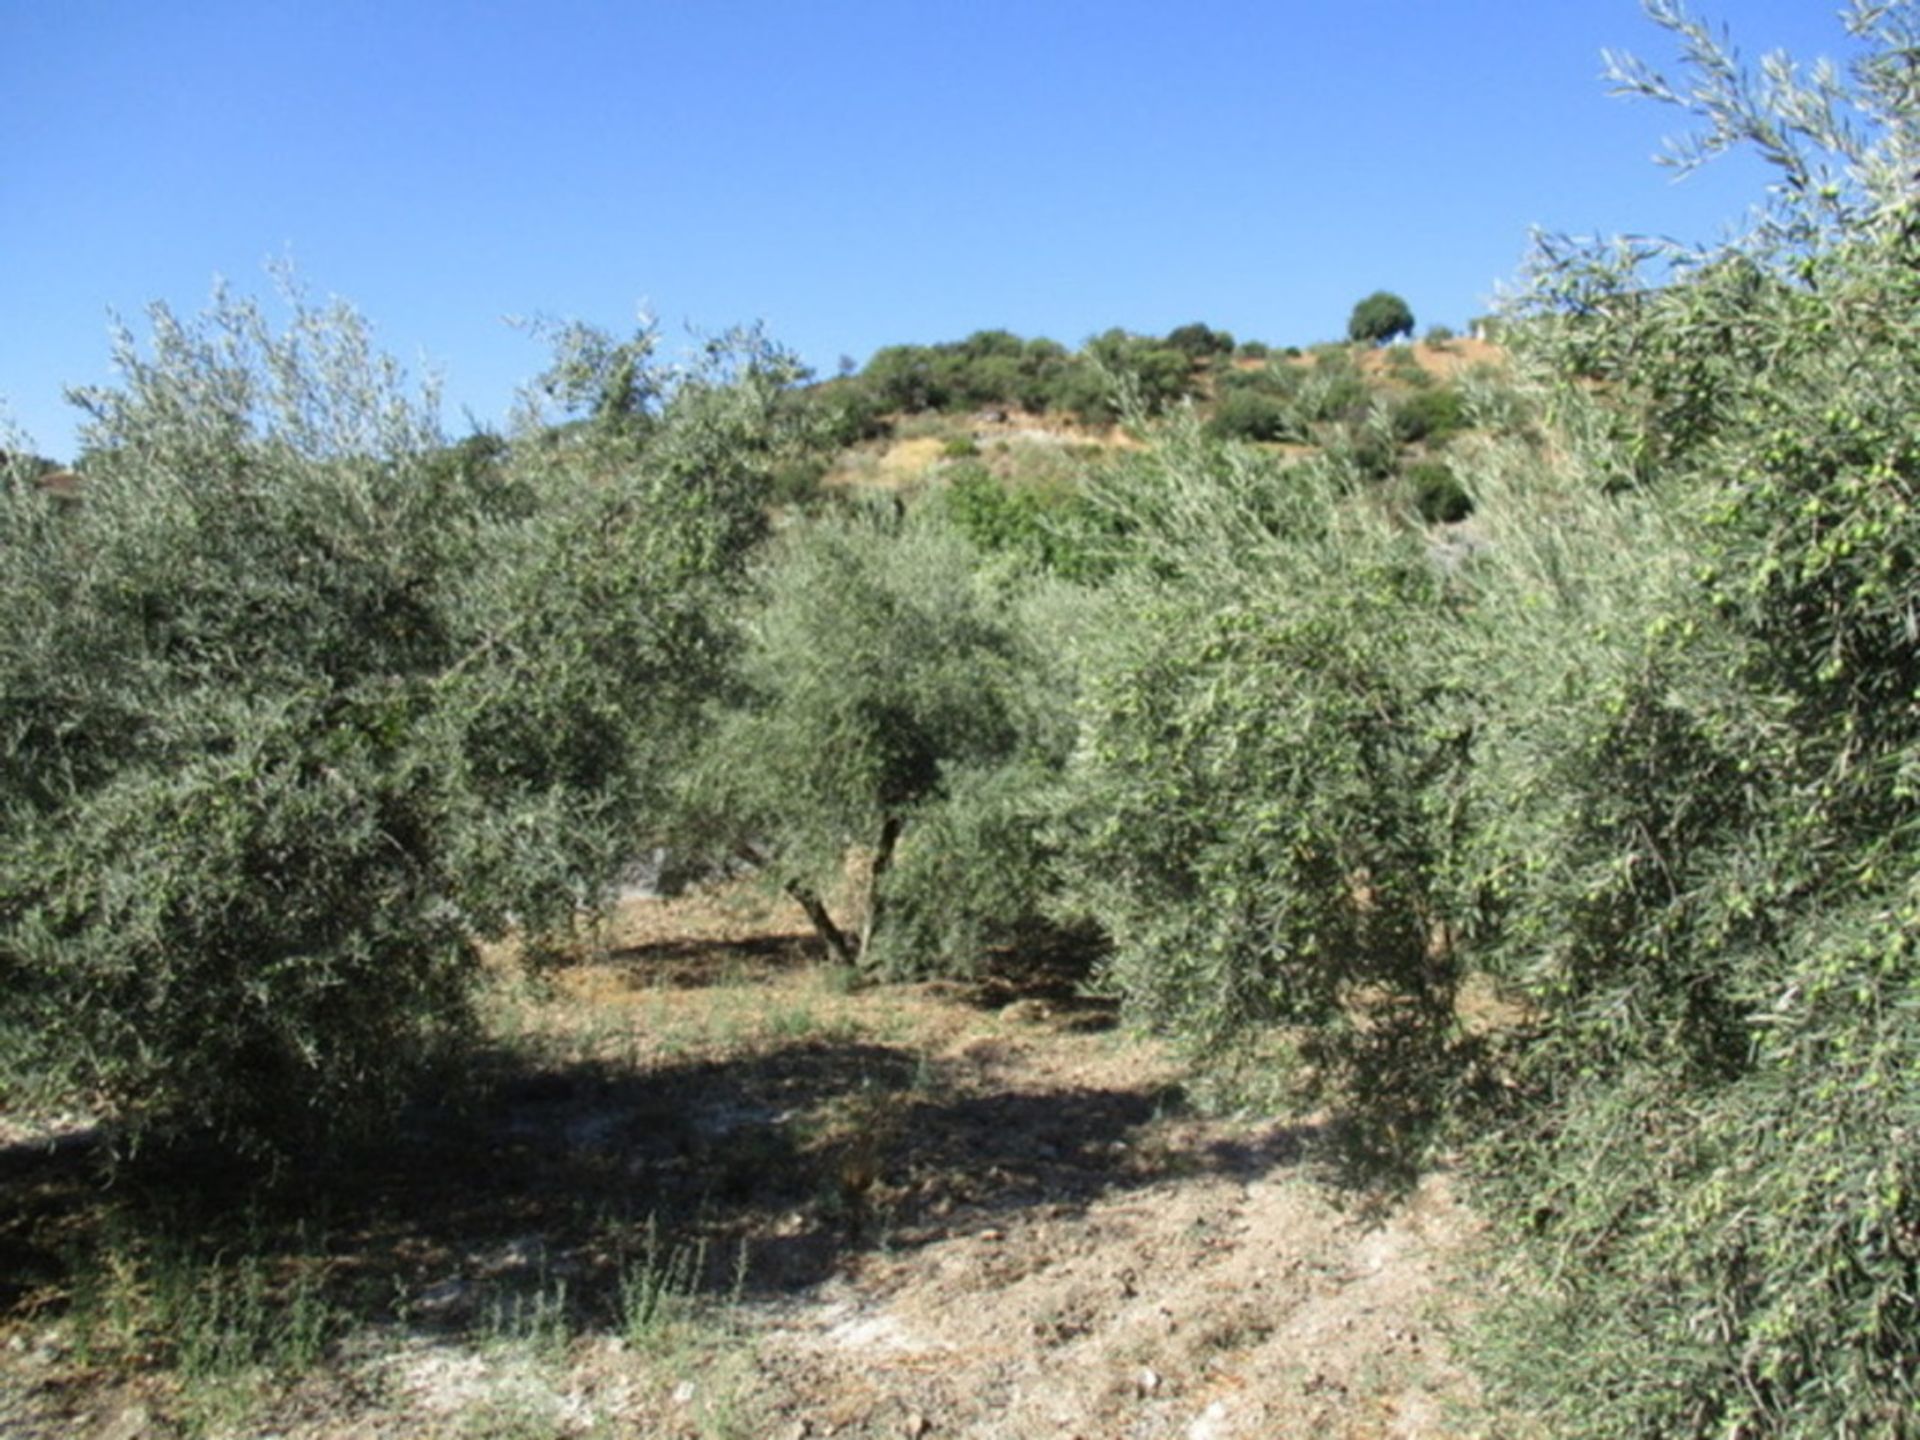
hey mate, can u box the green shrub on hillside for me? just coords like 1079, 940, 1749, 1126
1163, 322, 1235, 360
1389, 385, 1466, 444
1348, 290, 1415, 345
680, 502, 1064, 975
0, 293, 806, 1157
857, 332, 1073, 417
1445, 5, 1920, 1431
1069, 329, 1197, 422
1054, 425, 1469, 1148
1205, 388, 1299, 444
939, 466, 1114, 581
1293, 347, 1369, 426
1216, 363, 1300, 400
862, 343, 951, 413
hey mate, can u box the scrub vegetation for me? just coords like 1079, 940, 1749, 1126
6, 3, 1920, 1434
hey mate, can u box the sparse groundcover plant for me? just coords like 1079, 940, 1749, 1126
1383, 342, 1429, 387
65, 1211, 337, 1388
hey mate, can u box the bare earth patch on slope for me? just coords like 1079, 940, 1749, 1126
0, 885, 1484, 1438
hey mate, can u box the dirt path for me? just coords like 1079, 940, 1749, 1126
0, 888, 1486, 1438
744, 1085, 1476, 1439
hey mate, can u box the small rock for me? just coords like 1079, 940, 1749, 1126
1136, 1366, 1162, 1397
978, 1227, 1004, 1242
98, 1403, 155, 1440
903, 1412, 929, 1438
415, 1277, 472, 1314
672, 1380, 698, 1406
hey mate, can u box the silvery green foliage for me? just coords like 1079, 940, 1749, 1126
1507, 2, 1920, 491
519, 314, 662, 428
1459, 233, 1920, 1440
1051, 417, 1470, 1152
0, 289, 800, 1156
440, 323, 813, 944
683, 499, 1062, 974
1604, 0, 1920, 248
1438, 6, 1920, 1432
2, 286, 471, 1153
72, 275, 445, 469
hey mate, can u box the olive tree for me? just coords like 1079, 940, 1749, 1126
681, 500, 1066, 974
1444, 4, 1920, 1432
1346, 290, 1415, 345
1051, 422, 1470, 1145
0, 288, 805, 1157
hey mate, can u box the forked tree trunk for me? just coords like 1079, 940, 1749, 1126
857, 814, 905, 964
787, 880, 857, 965
734, 841, 857, 964
734, 818, 904, 968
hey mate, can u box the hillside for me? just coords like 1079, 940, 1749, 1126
816, 335, 1505, 527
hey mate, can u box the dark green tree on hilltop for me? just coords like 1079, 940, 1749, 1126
1347, 291, 1415, 345
1163, 322, 1235, 360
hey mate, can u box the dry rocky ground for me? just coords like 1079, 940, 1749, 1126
0, 886, 1491, 1439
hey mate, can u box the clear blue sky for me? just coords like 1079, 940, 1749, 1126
2, 1, 1855, 461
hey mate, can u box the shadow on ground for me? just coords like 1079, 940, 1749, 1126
0, 949, 1315, 1372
